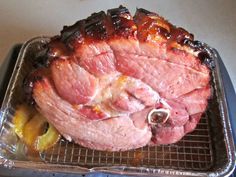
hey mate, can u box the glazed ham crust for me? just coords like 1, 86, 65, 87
24, 6, 213, 151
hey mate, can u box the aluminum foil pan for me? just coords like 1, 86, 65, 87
0, 37, 235, 176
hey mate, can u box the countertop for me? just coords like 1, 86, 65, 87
0, 0, 236, 90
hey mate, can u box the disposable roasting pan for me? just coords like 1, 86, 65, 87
0, 37, 235, 177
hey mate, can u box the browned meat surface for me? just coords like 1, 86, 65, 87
24, 6, 214, 151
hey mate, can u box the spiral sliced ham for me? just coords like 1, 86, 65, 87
24, 6, 213, 151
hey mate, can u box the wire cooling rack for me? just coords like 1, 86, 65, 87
40, 113, 213, 171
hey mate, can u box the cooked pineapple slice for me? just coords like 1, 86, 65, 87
36, 123, 61, 152
13, 104, 61, 152
13, 104, 35, 138
22, 113, 47, 149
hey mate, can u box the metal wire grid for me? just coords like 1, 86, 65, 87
0, 39, 232, 176
40, 113, 213, 171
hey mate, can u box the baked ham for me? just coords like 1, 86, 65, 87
24, 6, 214, 151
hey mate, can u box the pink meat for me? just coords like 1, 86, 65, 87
33, 77, 152, 151
114, 52, 209, 99
51, 58, 97, 104
184, 113, 203, 133
26, 6, 213, 151
76, 41, 116, 76
152, 126, 185, 145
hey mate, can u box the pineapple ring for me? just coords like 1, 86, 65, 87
36, 123, 61, 152
13, 104, 60, 152
13, 104, 35, 138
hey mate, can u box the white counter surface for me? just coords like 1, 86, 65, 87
0, 0, 235, 90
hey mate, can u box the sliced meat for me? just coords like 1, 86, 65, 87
106, 76, 160, 113
184, 113, 203, 133
134, 8, 210, 73
151, 126, 185, 145
166, 100, 189, 127
110, 92, 145, 113
25, 6, 214, 151
177, 86, 211, 115
51, 58, 98, 104
75, 41, 116, 76
114, 53, 209, 99
33, 77, 152, 151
